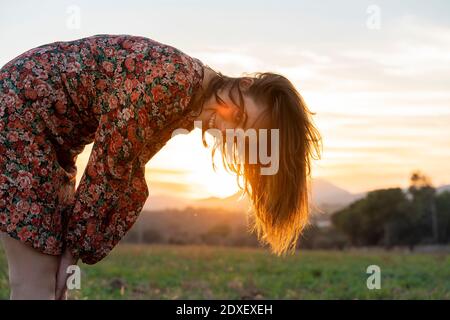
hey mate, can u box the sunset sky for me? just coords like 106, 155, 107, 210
1, 0, 449, 200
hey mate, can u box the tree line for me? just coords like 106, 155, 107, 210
330, 171, 450, 249
124, 171, 450, 251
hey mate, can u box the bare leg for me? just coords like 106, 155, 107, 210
0, 232, 59, 300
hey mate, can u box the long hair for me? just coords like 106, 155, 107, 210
192, 69, 322, 255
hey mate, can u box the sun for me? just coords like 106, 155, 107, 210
75, 130, 241, 200
186, 160, 240, 199
146, 128, 241, 199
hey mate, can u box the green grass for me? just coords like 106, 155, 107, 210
0, 244, 449, 299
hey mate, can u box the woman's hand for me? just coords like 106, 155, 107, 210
55, 248, 78, 300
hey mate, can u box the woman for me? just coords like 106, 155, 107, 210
0, 34, 321, 299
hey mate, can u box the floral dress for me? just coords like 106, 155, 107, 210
0, 34, 204, 264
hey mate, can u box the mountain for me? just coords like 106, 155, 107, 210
311, 178, 363, 207
193, 192, 250, 212
144, 178, 362, 213
437, 184, 450, 194
143, 194, 192, 210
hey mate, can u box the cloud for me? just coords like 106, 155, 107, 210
147, 181, 192, 194
340, 15, 450, 83
190, 49, 265, 76
192, 15, 450, 94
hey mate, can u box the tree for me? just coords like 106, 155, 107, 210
436, 191, 450, 243
201, 223, 231, 245
332, 188, 410, 246
143, 229, 162, 243
408, 171, 438, 243
332, 171, 449, 249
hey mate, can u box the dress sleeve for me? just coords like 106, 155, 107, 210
64, 48, 203, 264
64, 106, 149, 264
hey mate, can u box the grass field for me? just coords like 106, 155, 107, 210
0, 244, 449, 299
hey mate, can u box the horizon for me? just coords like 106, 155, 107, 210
1, 0, 449, 199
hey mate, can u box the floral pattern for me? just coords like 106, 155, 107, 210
0, 34, 204, 264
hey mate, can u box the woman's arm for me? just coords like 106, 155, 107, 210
64, 103, 150, 265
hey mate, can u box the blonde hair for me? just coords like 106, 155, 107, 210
193, 71, 322, 255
